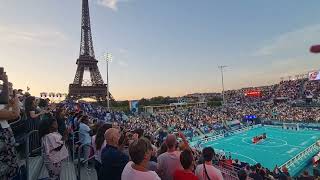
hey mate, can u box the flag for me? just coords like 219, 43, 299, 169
27, 86, 30, 91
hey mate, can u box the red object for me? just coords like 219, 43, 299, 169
310, 45, 320, 53
173, 170, 199, 180
245, 90, 261, 97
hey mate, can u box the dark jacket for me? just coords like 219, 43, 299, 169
100, 144, 129, 180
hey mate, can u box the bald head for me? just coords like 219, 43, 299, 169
105, 128, 120, 147
166, 134, 177, 150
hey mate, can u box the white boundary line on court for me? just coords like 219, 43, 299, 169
241, 137, 289, 148
264, 126, 320, 136
230, 151, 258, 164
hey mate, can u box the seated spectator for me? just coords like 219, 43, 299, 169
195, 147, 223, 180
173, 149, 198, 180
100, 128, 129, 180
157, 134, 183, 180
121, 137, 161, 180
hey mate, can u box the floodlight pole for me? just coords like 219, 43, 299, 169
219, 65, 227, 104
105, 53, 112, 111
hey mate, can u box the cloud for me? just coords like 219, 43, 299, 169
97, 0, 131, 11
118, 60, 129, 67
252, 24, 320, 57
97, 0, 118, 11
0, 25, 69, 48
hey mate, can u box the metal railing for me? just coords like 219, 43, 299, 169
213, 163, 239, 180
25, 130, 41, 180
77, 144, 95, 180
71, 131, 80, 161
213, 162, 254, 180
8, 116, 22, 126
280, 141, 320, 170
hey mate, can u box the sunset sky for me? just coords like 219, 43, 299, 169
1, 0, 320, 100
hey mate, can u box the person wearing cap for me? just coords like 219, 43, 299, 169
121, 137, 160, 180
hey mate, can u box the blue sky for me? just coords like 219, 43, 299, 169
1, 0, 320, 100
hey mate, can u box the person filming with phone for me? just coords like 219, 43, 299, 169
0, 67, 20, 180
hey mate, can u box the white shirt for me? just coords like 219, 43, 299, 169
121, 161, 161, 180
195, 163, 224, 180
79, 123, 91, 145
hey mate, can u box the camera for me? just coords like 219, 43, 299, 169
0, 67, 9, 104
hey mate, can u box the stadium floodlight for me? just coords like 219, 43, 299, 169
104, 52, 113, 111
218, 65, 228, 104
310, 45, 320, 53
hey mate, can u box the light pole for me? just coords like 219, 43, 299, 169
218, 65, 227, 104
104, 52, 112, 110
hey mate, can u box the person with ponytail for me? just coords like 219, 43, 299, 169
92, 123, 112, 180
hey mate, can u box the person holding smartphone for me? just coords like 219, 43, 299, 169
0, 70, 20, 180
25, 96, 49, 155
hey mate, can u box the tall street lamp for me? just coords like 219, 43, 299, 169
104, 52, 112, 110
218, 65, 227, 104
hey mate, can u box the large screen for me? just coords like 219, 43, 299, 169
244, 90, 261, 97
308, 71, 320, 81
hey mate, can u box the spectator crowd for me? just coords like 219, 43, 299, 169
1, 68, 320, 180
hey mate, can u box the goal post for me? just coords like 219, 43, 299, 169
282, 123, 299, 131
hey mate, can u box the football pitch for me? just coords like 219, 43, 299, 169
200, 126, 320, 175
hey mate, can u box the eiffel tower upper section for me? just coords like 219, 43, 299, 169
79, 0, 95, 60
68, 0, 110, 100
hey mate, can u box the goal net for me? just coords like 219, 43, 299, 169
282, 123, 299, 131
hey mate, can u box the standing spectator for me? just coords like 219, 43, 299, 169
238, 169, 247, 180
55, 107, 67, 140
0, 86, 20, 179
157, 134, 183, 180
92, 123, 112, 180
278, 166, 291, 180
313, 168, 319, 179
39, 116, 68, 180
79, 115, 92, 167
173, 149, 198, 180
121, 138, 161, 180
249, 165, 263, 180
25, 96, 47, 155
195, 147, 223, 180
298, 171, 313, 180
100, 128, 129, 180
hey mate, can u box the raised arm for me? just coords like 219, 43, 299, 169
0, 96, 20, 121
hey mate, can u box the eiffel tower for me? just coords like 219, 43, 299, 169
68, 0, 112, 101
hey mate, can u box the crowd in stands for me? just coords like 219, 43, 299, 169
274, 79, 306, 100
1, 68, 320, 180
305, 80, 320, 98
